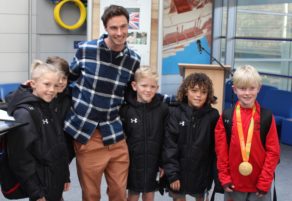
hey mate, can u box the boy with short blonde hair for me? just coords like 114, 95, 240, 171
120, 67, 168, 201
215, 65, 280, 201
133, 66, 159, 82
6, 60, 70, 201
232, 64, 262, 90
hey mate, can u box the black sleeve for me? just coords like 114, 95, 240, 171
209, 109, 223, 192
162, 107, 180, 183
119, 104, 128, 131
159, 105, 169, 168
7, 108, 45, 199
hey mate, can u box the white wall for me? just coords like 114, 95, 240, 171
0, 0, 87, 83
0, 0, 32, 83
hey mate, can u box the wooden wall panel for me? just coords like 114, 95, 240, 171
150, 1, 158, 70
92, 0, 100, 39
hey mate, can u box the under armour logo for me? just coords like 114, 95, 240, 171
42, 119, 49, 124
179, 121, 185, 126
224, 119, 230, 124
130, 118, 138, 123
27, 106, 34, 110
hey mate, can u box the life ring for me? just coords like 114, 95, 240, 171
54, 0, 86, 30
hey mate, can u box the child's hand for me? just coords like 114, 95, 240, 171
170, 180, 181, 191
22, 80, 33, 86
224, 184, 235, 192
159, 167, 164, 178
256, 190, 266, 198
63, 182, 71, 191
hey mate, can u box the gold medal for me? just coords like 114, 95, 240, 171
238, 161, 253, 176
236, 104, 256, 177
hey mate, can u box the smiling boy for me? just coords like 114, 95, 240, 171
215, 65, 280, 201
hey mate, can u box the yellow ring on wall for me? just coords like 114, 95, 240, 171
54, 0, 86, 30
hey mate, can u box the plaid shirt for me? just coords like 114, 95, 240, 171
64, 34, 140, 145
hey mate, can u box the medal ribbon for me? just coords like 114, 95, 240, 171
236, 103, 256, 162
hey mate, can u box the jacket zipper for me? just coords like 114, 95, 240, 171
143, 105, 147, 191
186, 113, 197, 188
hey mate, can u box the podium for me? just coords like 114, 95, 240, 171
179, 63, 231, 113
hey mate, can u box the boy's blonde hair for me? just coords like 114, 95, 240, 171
233, 65, 262, 88
31, 60, 61, 80
134, 67, 159, 82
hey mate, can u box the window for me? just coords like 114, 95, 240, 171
218, 0, 292, 90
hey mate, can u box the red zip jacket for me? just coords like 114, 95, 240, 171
215, 101, 280, 193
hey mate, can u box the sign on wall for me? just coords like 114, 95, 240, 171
162, 0, 213, 75
100, 0, 152, 66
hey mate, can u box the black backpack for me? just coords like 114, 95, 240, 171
0, 103, 39, 200
211, 106, 276, 201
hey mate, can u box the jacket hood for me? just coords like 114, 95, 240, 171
125, 89, 162, 109
7, 85, 40, 115
179, 102, 213, 119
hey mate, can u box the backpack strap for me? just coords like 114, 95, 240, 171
259, 108, 276, 201
222, 106, 272, 148
19, 104, 40, 124
222, 106, 234, 146
259, 107, 272, 147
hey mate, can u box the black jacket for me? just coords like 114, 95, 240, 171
163, 102, 219, 194
6, 87, 69, 201
50, 87, 75, 163
50, 86, 72, 123
120, 92, 169, 192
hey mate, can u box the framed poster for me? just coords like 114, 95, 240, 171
162, 0, 213, 75
100, 0, 152, 65
158, 0, 213, 94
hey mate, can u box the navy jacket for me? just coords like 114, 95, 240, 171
120, 92, 169, 192
163, 102, 219, 194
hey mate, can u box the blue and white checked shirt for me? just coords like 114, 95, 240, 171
64, 34, 141, 145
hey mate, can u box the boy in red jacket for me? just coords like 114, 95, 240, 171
215, 65, 280, 201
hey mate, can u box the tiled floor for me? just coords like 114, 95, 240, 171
274, 144, 292, 201
1, 144, 291, 201
62, 143, 292, 201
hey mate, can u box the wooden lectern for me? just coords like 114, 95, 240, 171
179, 63, 231, 113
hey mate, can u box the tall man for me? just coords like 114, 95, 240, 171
64, 5, 140, 201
